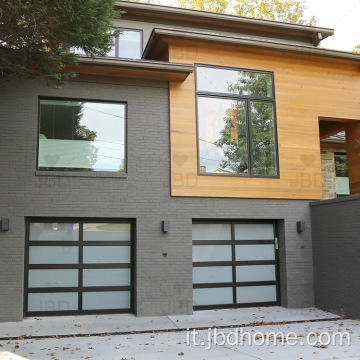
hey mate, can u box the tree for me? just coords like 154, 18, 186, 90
178, 0, 317, 25
234, 0, 316, 25
0, 0, 121, 87
177, 0, 230, 13
40, 101, 99, 169
353, 44, 360, 53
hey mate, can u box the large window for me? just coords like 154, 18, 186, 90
196, 65, 279, 177
38, 99, 126, 172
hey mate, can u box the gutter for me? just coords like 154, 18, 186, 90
142, 27, 360, 63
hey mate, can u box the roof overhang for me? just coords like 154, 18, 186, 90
143, 27, 360, 63
116, 1, 333, 44
64, 57, 194, 81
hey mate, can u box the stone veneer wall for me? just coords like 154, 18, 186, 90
320, 147, 346, 200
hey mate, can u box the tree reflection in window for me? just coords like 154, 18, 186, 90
197, 66, 278, 177
38, 99, 125, 172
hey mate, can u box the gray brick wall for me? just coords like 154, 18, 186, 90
311, 195, 360, 319
0, 77, 314, 322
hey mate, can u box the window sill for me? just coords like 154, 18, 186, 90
35, 171, 127, 178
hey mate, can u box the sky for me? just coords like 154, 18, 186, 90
154, 0, 360, 52
305, 0, 360, 51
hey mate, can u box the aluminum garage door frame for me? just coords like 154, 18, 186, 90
192, 220, 280, 310
24, 218, 134, 316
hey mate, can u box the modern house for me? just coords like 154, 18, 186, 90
1, 1, 360, 323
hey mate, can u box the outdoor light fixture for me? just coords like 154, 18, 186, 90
1, 218, 9, 231
162, 221, 170, 233
296, 221, 305, 233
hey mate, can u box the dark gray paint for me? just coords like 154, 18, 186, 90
0, 77, 314, 322
311, 195, 360, 319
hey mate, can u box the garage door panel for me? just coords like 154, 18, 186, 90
29, 246, 79, 264
83, 246, 131, 264
82, 291, 131, 310
236, 285, 277, 303
83, 223, 131, 241
28, 269, 79, 288
236, 265, 276, 282
193, 266, 232, 284
235, 244, 275, 261
83, 269, 131, 287
193, 287, 233, 306
29, 223, 79, 241
28, 292, 78, 312
235, 223, 274, 240
193, 245, 232, 262
192, 223, 231, 240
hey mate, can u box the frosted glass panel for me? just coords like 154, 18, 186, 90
192, 224, 231, 240
193, 266, 232, 284
235, 224, 274, 240
83, 246, 130, 263
236, 265, 276, 282
236, 285, 277, 303
29, 246, 78, 264
235, 245, 275, 261
29, 222, 79, 241
83, 223, 131, 241
28, 292, 78, 312
193, 245, 231, 262
83, 269, 130, 287
82, 291, 130, 310
193, 287, 233, 306
28, 269, 78, 288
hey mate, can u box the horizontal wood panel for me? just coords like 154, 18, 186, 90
168, 40, 360, 199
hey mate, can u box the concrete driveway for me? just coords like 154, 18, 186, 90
0, 307, 359, 360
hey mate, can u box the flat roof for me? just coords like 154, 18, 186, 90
64, 57, 194, 81
116, 1, 334, 41
142, 27, 360, 63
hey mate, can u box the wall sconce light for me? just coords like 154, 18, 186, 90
296, 221, 305, 233
1, 218, 9, 231
162, 221, 170, 233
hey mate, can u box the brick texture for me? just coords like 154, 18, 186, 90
0, 78, 314, 322
311, 195, 360, 319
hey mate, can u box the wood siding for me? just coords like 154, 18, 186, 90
167, 40, 360, 199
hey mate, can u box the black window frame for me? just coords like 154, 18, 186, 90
24, 217, 135, 317
195, 63, 280, 178
192, 219, 280, 311
110, 27, 143, 59
36, 96, 128, 173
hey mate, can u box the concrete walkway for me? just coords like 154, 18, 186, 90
0, 307, 340, 339
1, 307, 359, 360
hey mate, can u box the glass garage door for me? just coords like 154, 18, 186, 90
192, 222, 278, 309
25, 220, 132, 315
